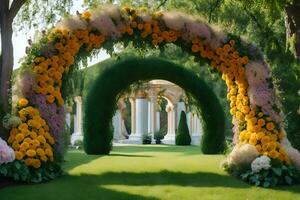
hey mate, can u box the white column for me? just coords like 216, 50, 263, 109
71, 96, 83, 145
129, 98, 148, 143
163, 104, 176, 144
129, 98, 136, 135
156, 111, 160, 132
112, 109, 123, 140
186, 112, 192, 133
191, 114, 201, 146
148, 95, 157, 140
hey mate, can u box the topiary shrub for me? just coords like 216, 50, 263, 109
142, 133, 152, 144
154, 130, 164, 144
176, 111, 191, 145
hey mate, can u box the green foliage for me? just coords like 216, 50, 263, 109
84, 58, 225, 154
73, 140, 84, 149
176, 111, 191, 146
240, 163, 300, 187
142, 133, 152, 144
154, 130, 164, 144
0, 160, 63, 183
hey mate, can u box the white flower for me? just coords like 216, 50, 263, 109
162, 11, 187, 31
56, 16, 88, 31
228, 144, 259, 166
251, 156, 271, 173
0, 137, 15, 164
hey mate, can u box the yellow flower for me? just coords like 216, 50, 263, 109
45, 148, 53, 157
37, 135, 46, 144
18, 98, 29, 107
32, 139, 41, 147
269, 150, 279, 159
258, 112, 264, 118
82, 11, 92, 20
18, 123, 28, 131
40, 155, 48, 162
36, 148, 45, 156
26, 149, 37, 157
255, 131, 265, 140
249, 135, 257, 145
32, 159, 41, 168
15, 151, 24, 160
255, 144, 262, 152
15, 133, 25, 142
20, 142, 30, 151
12, 141, 20, 150
261, 135, 271, 144
25, 158, 34, 166
29, 131, 38, 139
267, 142, 277, 151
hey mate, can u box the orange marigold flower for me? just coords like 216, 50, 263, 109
18, 98, 29, 107
137, 23, 144, 30
266, 122, 275, 131
257, 119, 266, 127
47, 95, 55, 104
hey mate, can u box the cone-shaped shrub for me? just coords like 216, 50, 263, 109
176, 111, 191, 145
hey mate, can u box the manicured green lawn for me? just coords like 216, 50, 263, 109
1, 145, 299, 200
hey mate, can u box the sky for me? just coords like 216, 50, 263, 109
10, 0, 110, 69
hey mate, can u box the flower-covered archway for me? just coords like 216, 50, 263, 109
1, 5, 299, 185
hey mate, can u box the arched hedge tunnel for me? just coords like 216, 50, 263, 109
83, 57, 225, 154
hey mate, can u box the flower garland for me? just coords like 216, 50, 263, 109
3, 5, 299, 185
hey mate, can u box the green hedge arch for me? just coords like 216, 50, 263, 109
84, 57, 225, 154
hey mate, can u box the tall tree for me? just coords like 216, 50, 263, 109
236, 0, 300, 59
0, 0, 25, 112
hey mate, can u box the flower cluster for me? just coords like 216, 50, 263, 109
251, 155, 271, 173
0, 137, 15, 164
7, 99, 55, 168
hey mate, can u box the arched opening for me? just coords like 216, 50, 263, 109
84, 57, 225, 154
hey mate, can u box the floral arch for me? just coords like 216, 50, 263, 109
1, 5, 299, 185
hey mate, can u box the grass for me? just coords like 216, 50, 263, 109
1, 145, 300, 200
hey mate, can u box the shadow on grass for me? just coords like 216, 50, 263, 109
111, 145, 203, 155
70, 170, 249, 188
109, 153, 153, 157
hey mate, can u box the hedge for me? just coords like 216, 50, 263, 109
83, 57, 225, 154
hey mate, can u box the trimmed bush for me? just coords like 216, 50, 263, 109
176, 111, 191, 145
84, 57, 225, 154
142, 133, 152, 144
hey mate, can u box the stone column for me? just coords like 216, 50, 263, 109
112, 109, 122, 140
71, 96, 83, 145
129, 97, 148, 143
163, 104, 176, 144
156, 111, 160, 132
148, 95, 157, 140
191, 114, 201, 145
129, 98, 136, 135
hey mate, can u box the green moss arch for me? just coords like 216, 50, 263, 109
83, 57, 225, 154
